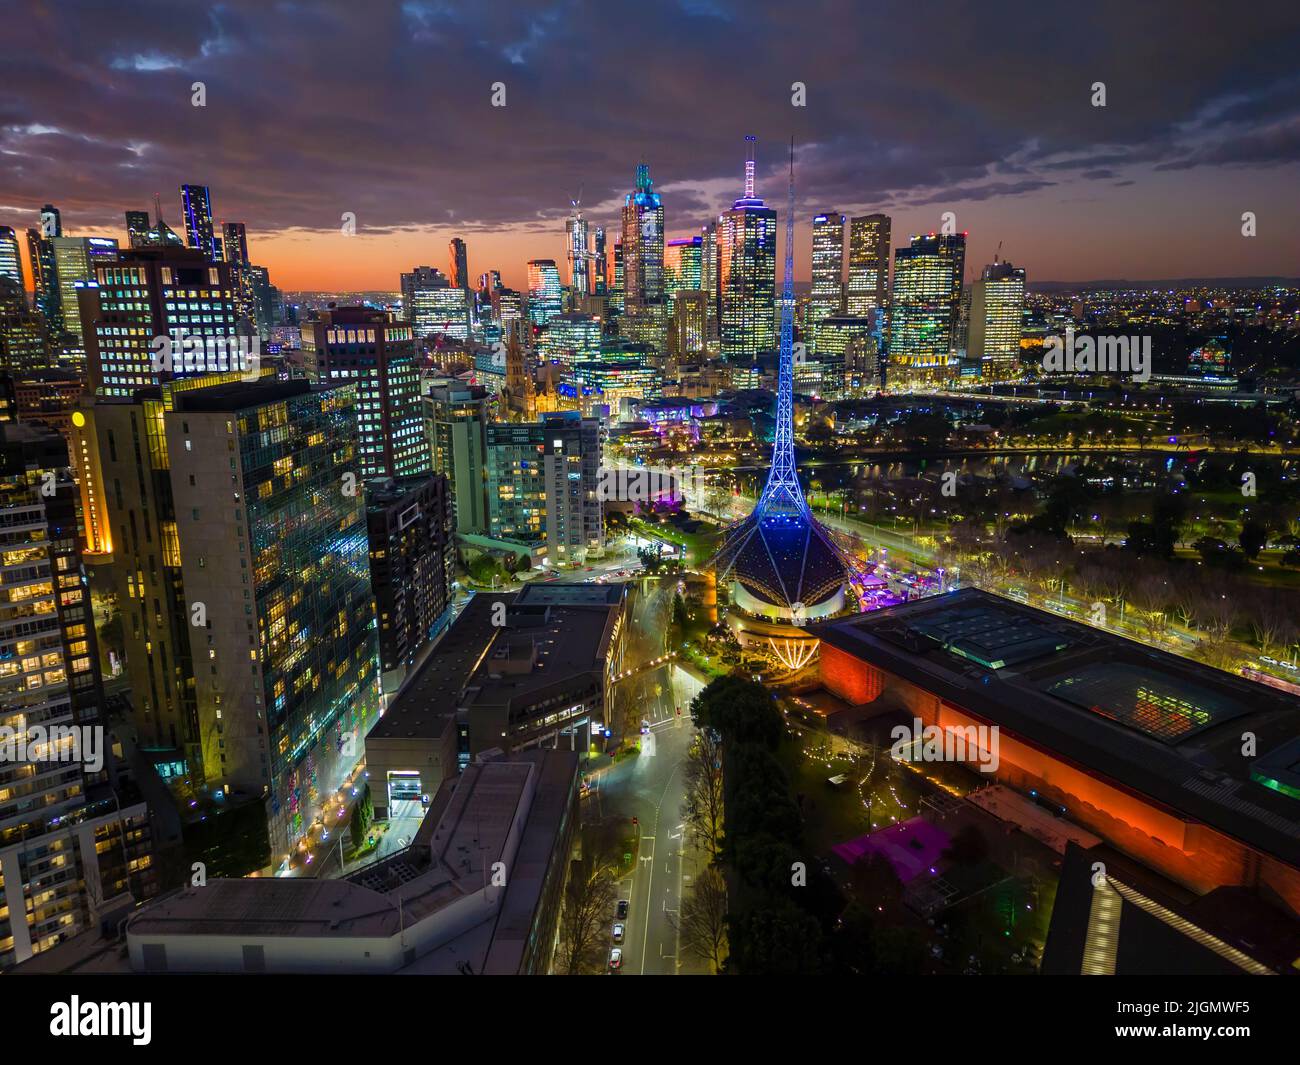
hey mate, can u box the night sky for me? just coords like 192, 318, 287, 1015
3, 0, 1299, 290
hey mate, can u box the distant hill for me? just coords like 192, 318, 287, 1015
1027, 277, 1300, 293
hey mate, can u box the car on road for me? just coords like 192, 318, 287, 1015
640, 719, 650, 734
612, 922, 625, 943
608, 948, 622, 971
616, 899, 629, 918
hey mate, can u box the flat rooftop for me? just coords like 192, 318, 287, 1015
515, 581, 624, 608
460, 602, 617, 713
817, 587, 1300, 868
126, 875, 400, 940
125, 750, 576, 961
368, 593, 507, 741
171, 378, 348, 412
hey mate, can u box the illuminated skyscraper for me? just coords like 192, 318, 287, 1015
180, 184, 220, 261
424, 377, 490, 534
220, 221, 258, 330
52, 236, 119, 362
541, 312, 600, 371
672, 290, 708, 360
700, 222, 719, 340
815, 316, 879, 393
565, 207, 592, 298
0, 226, 23, 289
78, 246, 241, 396
593, 226, 608, 295
0, 278, 48, 374
365, 473, 454, 693
967, 258, 1025, 381
620, 164, 664, 311
889, 233, 966, 389
165, 378, 379, 852
486, 411, 604, 562
0, 421, 154, 970
526, 259, 563, 326
302, 307, 427, 479
27, 220, 62, 338
610, 241, 624, 313
809, 212, 844, 339
845, 213, 890, 321
718, 136, 777, 359
665, 236, 702, 314
449, 238, 469, 290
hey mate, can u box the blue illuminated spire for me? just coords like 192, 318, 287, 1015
754, 138, 807, 520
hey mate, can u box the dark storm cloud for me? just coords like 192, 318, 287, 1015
1, 0, 1298, 237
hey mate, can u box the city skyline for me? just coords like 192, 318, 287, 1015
3, 2, 1300, 291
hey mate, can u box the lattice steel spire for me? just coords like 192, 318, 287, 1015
755, 138, 807, 519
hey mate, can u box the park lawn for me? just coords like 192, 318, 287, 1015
629, 516, 721, 566
774, 738, 878, 853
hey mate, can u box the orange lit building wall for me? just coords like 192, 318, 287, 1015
820, 642, 886, 705
819, 649, 1300, 916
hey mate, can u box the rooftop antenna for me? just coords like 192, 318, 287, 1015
744, 134, 757, 199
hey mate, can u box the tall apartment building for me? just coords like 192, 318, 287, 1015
844, 214, 891, 321
488, 411, 603, 565
423, 378, 489, 535
365, 475, 455, 693
139, 378, 379, 853
0, 422, 154, 971
486, 422, 548, 551
301, 307, 427, 480
547, 411, 604, 563
967, 259, 1026, 381
78, 247, 243, 396
91, 372, 265, 784
221, 222, 257, 329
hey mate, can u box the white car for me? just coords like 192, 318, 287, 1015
608, 948, 623, 971
612, 922, 625, 943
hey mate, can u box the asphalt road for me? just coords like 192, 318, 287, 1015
590, 663, 706, 975
591, 577, 710, 975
